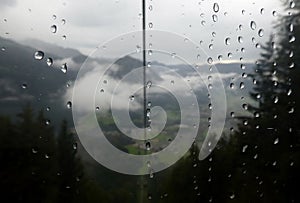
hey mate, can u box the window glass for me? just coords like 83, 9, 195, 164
0, 0, 299, 202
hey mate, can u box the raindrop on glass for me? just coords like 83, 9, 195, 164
212, 14, 218, 22
32, 148, 38, 154
289, 36, 295, 43
62, 35, 67, 40
45, 120, 50, 125
34, 51, 44, 60
67, 101, 72, 109
242, 103, 248, 110
250, 21, 257, 30
238, 36, 243, 43
146, 81, 152, 88
213, 3, 219, 13
21, 83, 27, 89
61, 63, 67, 73
242, 145, 248, 153
274, 138, 279, 145
258, 29, 264, 37
290, 1, 295, 8
50, 25, 57, 33
129, 95, 135, 102
225, 37, 231, 45
46, 58, 53, 66
61, 19, 66, 25
207, 57, 213, 64
148, 22, 153, 28
145, 141, 151, 151
240, 82, 245, 89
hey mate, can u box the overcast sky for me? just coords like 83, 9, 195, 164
0, 0, 288, 64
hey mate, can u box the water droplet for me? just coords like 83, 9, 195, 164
148, 50, 152, 56
218, 55, 223, 61
21, 83, 27, 89
289, 36, 295, 43
225, 37, 231, 45
212, 32, 216, 37
212, 14, 218, 22
238, 24, 243, 30
62, 35, 67, 40
34, 51, 44, 60
255, 43, 261, 48
136, 45, 141, 53
273, 96, 279, 104
238, 36, 243, 43
201, 20, 206, 26
73, 143, 77, 150
242, 145, 248, 153
289, 23, 294, 32
96, 106, 100, 111
170, 80, 175, 85
129, 95, 135, 101
290, 1, 295, 8
50, 25, 57, 33
61, 63, 67, 73
100, 89, 104, 93
67, 101, 72, 109
1, 47, 5, 51
258, 29, 264, 37
250, 21, 257, 30
242, 72, 247, 78
242, 103, 248, 110
32, 148, 38, 154
230, 112, 235, 117
240, 82, 245, 89
241, 64, 246, 69
61, 19, 66, 25
272, 10, 278, 17
274, 138, 279, 145
229, 83, 235, 89
287, 89, 292, 96
46, 107, 50, 111
145, 141, 151, 150
260, 8, 265, 14
148, 5, 153, 11
228, 52, 233, 58
229, 193, 235, 199
45, 120, 50, 125
209, 44, 213, 49
253, 154, 258, 159
45, 154, 50, 159
242, 9, 246, 15
46, 58, 53, 66
207, 57, 213, 64
52, 15, 57, 20
146, 81, 152, 88
254, 112, 260, 118
148, 22, 153, 28
213, 3, 219, 13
